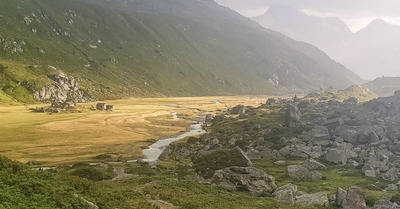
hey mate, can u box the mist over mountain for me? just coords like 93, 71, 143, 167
255, 5, 400, 80
0, 0, 363, 102
364, 77, 400, 97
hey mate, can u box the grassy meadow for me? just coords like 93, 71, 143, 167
0, 96, 278, 165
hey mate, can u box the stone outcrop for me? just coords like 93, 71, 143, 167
0, 37, 24, 53
336, 186, 366, 209
213, 166, 277, 196
34, 70, 94, 104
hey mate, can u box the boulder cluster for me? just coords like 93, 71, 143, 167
34, 70, 94, 105
286, 91, 400, 181
162, 91, 400, 208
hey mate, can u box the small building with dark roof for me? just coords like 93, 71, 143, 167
106, 105, 114, 111
96, 103, 106, 110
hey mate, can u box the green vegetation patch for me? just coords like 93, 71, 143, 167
0, 155, 88, 208
143, 179, 335, 209
193, 148, 251, 179
0, 61, 52, 104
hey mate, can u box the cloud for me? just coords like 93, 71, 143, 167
237, 7, 269, 17
214, 0, 400, 17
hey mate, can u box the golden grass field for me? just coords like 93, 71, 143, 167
0, 96, 286, 165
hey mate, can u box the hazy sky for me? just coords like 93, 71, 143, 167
214, 0, 400, 32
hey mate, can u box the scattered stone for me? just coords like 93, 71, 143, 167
26, 160, 39, 166
112, 167, 133, 181
374, 196, 400, 209
364, 170, 376, 178
385, 184, 398, 191
295, 192, 329, 207
382, 168, 400, 181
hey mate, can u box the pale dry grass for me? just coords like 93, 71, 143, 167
0, 96, 286, 165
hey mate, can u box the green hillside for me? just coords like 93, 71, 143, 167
0, 0, 364, 102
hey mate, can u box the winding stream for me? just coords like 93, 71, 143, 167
142, 121, 206, 162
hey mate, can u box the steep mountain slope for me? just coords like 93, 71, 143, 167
0, 0, 363, 102
255, 6, 400, 80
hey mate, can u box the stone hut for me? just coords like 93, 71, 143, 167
96, 103, 106, 110
106, 105, 114, 111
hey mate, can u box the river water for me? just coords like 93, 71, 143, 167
141, 121, 206, 162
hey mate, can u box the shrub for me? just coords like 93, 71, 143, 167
71, 167, 113, 181
194, 149, 250, 178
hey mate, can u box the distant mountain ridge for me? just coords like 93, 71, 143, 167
364, 77, 400, 97
0, 0, 363, 103
255, 5, 400, 80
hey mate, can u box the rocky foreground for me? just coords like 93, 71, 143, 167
159, 89, 400, 209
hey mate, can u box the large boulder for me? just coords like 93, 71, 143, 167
336, 186, 366, 209
355, 126, 381, 144
374, 196, 400, 209
325, 117, 344, 129
280, 144, 312, 158
287, 165, 310, 181
295, 192, 329, 207
291, 145, 312, 158
287, 165, 322, 182
336, 127, 358, 144
326, 144, 357, 165
274, 184, 297, 204
326, 149, 348, 165
303, 159, 327, 171
229, 105, 246, 115
382, 168, 400, 181
287, 103, 302, 127
364, 170, 376, 178
303, 125, 330, 144
213, 166, 277, 196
